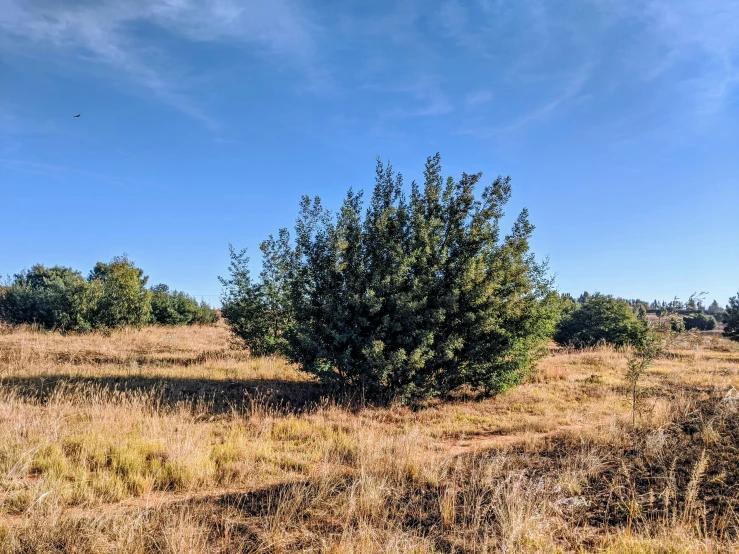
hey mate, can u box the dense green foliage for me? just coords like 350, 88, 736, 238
150, 284, 218, 326
219, 246, 277, 356
222, 154, 559, 400
554, 294, 649, 348
85, 257, 152, 328
707, 299, 726, 323
0, 256, 217, 331
682, 311, 717, 331
669, 316, 685, 333
724, 294, 739, 342
0, 265, 90, 330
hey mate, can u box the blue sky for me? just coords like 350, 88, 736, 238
1, 0, 738, 307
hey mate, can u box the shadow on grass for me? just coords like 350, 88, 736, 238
0, 374, 328, 414
167, 479, 464, 554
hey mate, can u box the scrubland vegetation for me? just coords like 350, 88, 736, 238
3, 155, 739, 552
1, 322, 739, 553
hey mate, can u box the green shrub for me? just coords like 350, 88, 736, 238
0, 265, 91, 330
192, 300, 219, 325
150, 284, 191, 325
150, 284, 218, 326
683, 312, 717, 331
220, 246, 275, 356
84, 256, 152, 328
554, 294, 649, 348
670, 316, 685, 333
222, 154, 559, 400
723, 294, 739, 342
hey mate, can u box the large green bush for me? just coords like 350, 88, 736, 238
683, 312, 717, 331
222, 154, 559, 400
724, 294, 739, 342
554, 294, 649, 348
0, 265, 90, 330
85, 256, 152, 328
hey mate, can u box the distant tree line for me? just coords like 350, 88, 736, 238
221, 154, 560, 401
553, 289, 738, 348
0, 256, 218, 331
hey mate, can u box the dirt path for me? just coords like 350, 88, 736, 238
442, 420, 611, 456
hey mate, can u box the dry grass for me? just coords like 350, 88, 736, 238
1, 323, 739, 552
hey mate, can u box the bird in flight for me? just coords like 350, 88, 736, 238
73, 114, 81, 118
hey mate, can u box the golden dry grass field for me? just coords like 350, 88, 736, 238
1, 322, 739, 553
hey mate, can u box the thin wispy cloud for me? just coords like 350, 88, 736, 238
0, 0, 325, 128
1, 0, 736, 141
641, 0, 739, 115
465, 90, 494, 107
456, 64, 591, 139
500, 65, 592, 133
362, 76, 455, 121
0, 157, 152, 191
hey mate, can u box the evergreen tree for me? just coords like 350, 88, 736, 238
259, 229, 296, 355
636, 303, 648, 323
1, 258, 214, 331
724, 294, 739, 342
670, 316, 685, 333
150, 284, 218, 325
245, 154, 559, 400
219, 245, 274, 356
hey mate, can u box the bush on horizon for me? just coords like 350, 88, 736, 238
554, 293, 649, 349
221, 153, 559, 401
150, 284, 218, 326
683, 311, 717, 331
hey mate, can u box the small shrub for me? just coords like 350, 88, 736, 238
219, 246, 278, 356
670, 316, 685, 333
